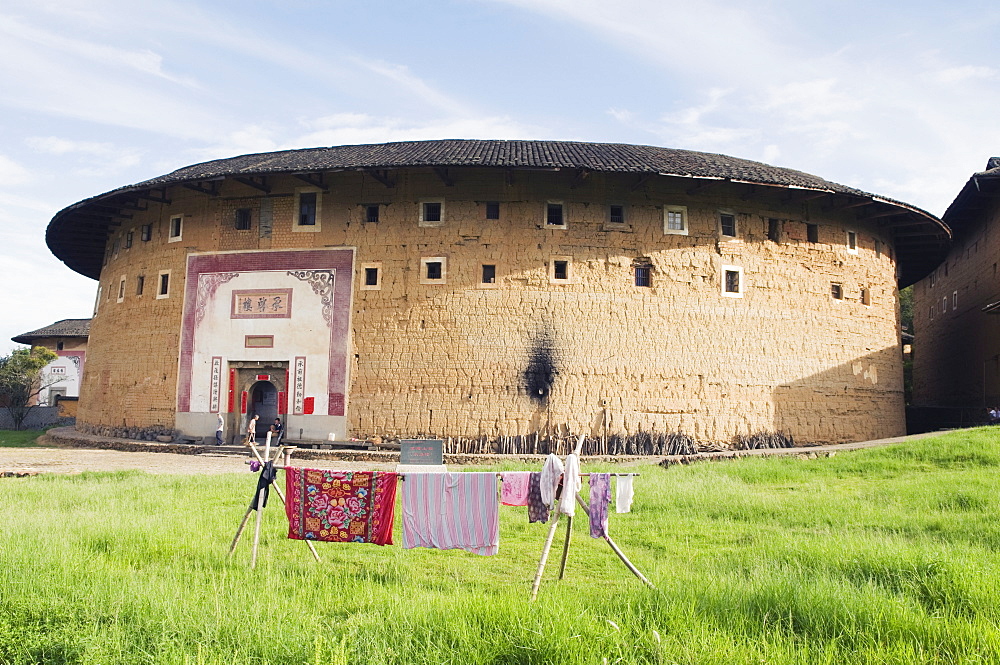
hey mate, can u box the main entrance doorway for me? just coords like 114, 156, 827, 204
248, 380, 278, 435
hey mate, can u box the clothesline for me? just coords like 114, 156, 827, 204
243, 461, 639, 479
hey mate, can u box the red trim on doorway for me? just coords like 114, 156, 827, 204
240, 391, 248, 414
278, 391, 287, 415
227, 369, 235, 413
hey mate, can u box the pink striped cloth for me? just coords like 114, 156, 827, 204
401, 472, 500, 556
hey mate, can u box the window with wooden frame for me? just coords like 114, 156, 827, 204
365, 205, 380, 224
125, 230, 133, 249
136, 275, 145, 296
633, 261, 652, 287
235, 208, 252, 230
168, 215, 183, 242
481, 264, 497, 285
719, 211, 737, 239
117, 276, 126, 303
141, 224, 152, 242
294, 188, 321, 231
485, 201, 500, 220
846, 230, 858, 254
831, 283, 844, 300
663, 205, 688, 235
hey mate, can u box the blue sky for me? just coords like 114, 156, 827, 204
2, 0, 999, 352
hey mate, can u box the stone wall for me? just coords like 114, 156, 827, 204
79, 168, 904, 445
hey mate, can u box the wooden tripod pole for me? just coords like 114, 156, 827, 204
250, 485, 266, 569
574, 493, 655, 589
529, 513, 561, 601
558, 515, 573, 579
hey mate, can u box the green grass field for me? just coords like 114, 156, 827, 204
0, 429, 45, 447
2, 428, 1000, 664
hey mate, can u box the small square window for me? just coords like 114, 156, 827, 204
546, 202, 566, 228
365, 205, 380, 224
722, 265, 743, 297
117, 276, 126, 303
847, 230, 858, 253
768, 218, 781, 243
485, 202, 500, 220
608, 204, 625, 226
136, 275, 145, 296
831, 283, 843, 300
719, 212, 737, 238
807, 224, 819, 243
360, 262, 382, 291
482, 264, 496, 284
419, 200, 445, 226
157, 271, 171, 299
235, 208, 252, 230
861, 287, 871, 306
634, 265, 651, 287
549, 256, 572, 282
141, 224, 152, 242
125, 231, 133, 249
420, 257, 447, 284
168, 215, 183, 241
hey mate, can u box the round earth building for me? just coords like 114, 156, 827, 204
46, 140, 949, 446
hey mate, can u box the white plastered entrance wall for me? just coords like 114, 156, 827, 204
175, 248, 355, 441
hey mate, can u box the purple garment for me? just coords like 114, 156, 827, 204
527, 472, 549, 523
588, 473, 611, 538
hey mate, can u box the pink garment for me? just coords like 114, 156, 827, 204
402, 472, 499, 556
501, 472, 532, 506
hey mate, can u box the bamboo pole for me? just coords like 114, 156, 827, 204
558, 514, 573, 579
529, 513, 561, 602
574, 494, 654, 589
250, 485, 266, 569
228, 507, 253, 556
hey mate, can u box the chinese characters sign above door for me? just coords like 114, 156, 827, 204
231, 289, 293, 319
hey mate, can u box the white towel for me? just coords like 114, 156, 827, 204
558, 454, 582, 516
615, 475, 634, 513
540, 453, 564, 509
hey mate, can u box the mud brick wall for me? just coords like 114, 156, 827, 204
81, 168, 904, 445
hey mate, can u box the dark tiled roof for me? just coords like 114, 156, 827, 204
45, 139, 949, 285
12, 318, 91, 344
941, 157, 1000, 240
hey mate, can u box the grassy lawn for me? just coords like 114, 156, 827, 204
0, 429, 45, 447
2, 428, 1000, 664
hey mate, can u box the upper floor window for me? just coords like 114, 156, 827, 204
807, 223, 819, 243
235, 208, 252, 230
168, 215, 183, 242
141, 224, 152, 242
420, 256, 447, 284
663, 205, 688, 235
365, 205, 380, 224
157, 270, 171, 299
546, 202, 566, 229
607, 204, 626, 227
360, 262, 381, 291
831, 283, 844, 300
419, 200, 445, 227
549, 256, 572, 282
634, 263, 651, 287
846, 230, 858, 254
294, 189, 321, 231
485, 202, 500, 220
125, 231, 133, 249
722, 265, 743, 297
767, 218, 781, 243
719, 212, 737, 239
482, 264, 497, 285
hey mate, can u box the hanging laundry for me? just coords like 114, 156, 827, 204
528, 472, 549, 524
285, 468, 398, 545
402, 472, 499, 555
539, 453, 564, 510
615, 475, 634, 513
558, 453, 582, 516
501, 472, 532, 506
250, 461, 277, 510
526, 472, 550, 523
589, 473, 611, 538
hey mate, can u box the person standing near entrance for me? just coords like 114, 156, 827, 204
216, 413, 225, 445
270, 417, 284, 445
247, 414, 259, 443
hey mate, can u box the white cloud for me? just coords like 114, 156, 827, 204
25, 136, 143, 176
0, 155, 31, 185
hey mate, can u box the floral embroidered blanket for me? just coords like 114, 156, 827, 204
285, 468, 398, 545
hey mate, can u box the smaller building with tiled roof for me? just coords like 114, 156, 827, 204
12, 318, 91, 345
11, 318, 90, 411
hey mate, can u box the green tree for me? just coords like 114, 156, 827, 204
899, 285, 914, 333
0, 346, 59, 430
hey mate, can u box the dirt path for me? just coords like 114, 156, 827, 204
0, 430, 942, 477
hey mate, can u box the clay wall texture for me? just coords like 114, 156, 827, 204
80, 167, 904, 445
912, 199, 1000, 408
